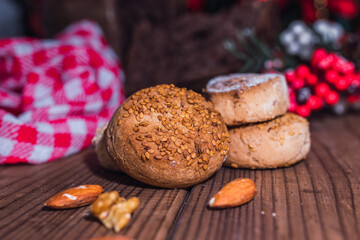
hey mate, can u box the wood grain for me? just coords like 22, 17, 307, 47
0, 113, 359, 240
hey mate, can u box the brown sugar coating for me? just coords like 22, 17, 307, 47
105, 84, 230, 188
225, 113, 310, 169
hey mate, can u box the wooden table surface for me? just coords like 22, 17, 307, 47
1, 113, 360, 240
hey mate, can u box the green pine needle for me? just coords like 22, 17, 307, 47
224, 28, 274, 73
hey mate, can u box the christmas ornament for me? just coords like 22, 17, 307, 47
286, 48, 360, 117
280, 21, 318, 60
313, 19, 344, 49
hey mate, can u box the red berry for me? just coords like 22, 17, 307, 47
335, 76, 350, 91
289, 88, 296, 101
288, 87, 295, 95
288, 101, 297, 112
344, 74, 353, 83
285, 70, 296, 83
335, 75, 353, 91
296, 105, 311, 117
315, 83, 330, 97
324, 70, 339, 84
317, 54, 335, 70
296, 65, 310, 78
292, 78, 305, 90
311, 49, 328, 66
341, 62, 355, 74
325, 91, 340, 105
306, 74, 318, 85
331, 55, 343, 69
307, 95, 323, 110
351, 75, 360, 87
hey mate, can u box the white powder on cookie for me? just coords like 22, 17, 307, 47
206, 73, 284, 93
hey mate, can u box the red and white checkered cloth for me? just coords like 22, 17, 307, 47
0, 20, 125, 164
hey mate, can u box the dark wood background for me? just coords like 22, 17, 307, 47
1, 113, 359, 240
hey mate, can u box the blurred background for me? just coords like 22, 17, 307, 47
1, 0, 360, 106
1, 0, 360, 165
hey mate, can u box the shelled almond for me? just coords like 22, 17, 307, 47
44, 185, 104, 209
208, 178, 257, 208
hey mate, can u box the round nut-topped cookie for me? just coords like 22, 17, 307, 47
225, 113, 310, 169
206, 73, 289, 125
104, 84, 230, 188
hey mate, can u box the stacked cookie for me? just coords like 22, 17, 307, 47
206, 73, 310, 169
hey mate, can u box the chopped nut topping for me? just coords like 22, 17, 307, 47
90, 191, 139, 232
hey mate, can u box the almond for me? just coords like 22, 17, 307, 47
44, 185, 104, 209
208, 178, 256, 208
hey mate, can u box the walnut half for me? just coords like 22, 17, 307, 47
90, 191, 140, 232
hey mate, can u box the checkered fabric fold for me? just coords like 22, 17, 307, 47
0, 20, 125, 164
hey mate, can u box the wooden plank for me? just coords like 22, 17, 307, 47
0, 150, 188, 240
312, 115, 360, 239
283, 167, 309, 240
0, 113, 359, 240
168, 114, 360, 240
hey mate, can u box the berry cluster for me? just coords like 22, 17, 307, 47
285, 49, 360, 117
